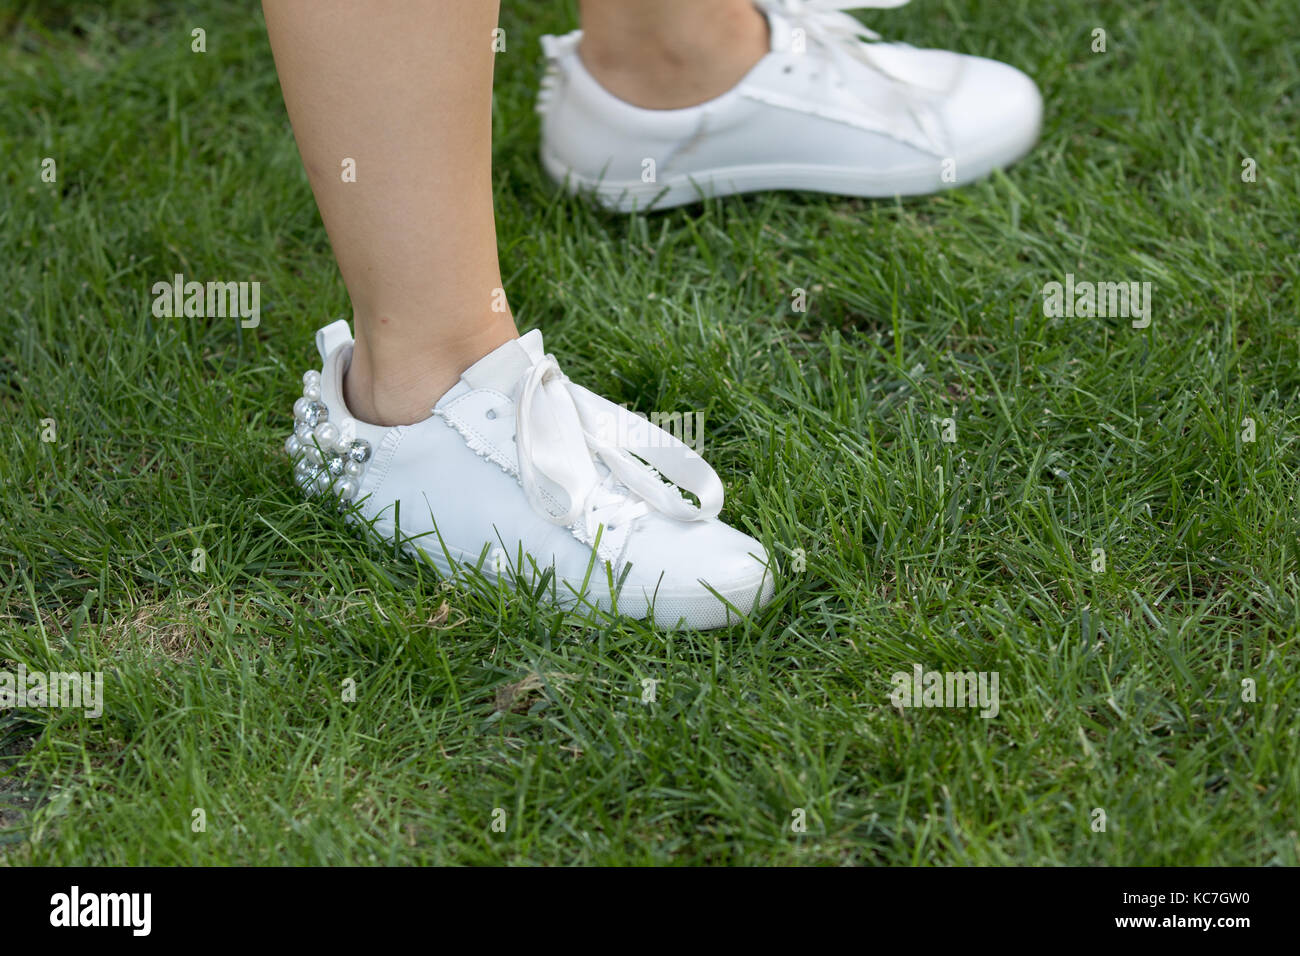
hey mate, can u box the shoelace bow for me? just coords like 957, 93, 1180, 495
501, 355, 724, 531
775, 0, 948, 153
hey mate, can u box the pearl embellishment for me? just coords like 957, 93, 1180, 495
286, 365, 373, 504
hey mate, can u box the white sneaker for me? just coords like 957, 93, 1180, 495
284, 320, 775, 629
537, 0, 1042, 211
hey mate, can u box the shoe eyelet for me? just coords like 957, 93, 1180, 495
486, 409, 497, 420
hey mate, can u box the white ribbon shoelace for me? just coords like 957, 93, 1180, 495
775, 0, 948, 153
778, 0, 911, 43
506, 355, 724, 531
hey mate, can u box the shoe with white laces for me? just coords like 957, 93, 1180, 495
284, 320, 775, 629
536, 0, 1042, 212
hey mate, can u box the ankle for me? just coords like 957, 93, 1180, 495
343, 316, 517, 427
343, 356, 425, 428
578, 3, 769, 109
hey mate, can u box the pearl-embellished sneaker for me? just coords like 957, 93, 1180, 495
536, 0, 1042, 211
285, 320, 775, 629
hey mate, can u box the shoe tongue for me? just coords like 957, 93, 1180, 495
459, 329, 545, 394
457, 328, 609, 522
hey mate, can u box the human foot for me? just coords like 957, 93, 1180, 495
285, 320, 775, 628
537, 0, 1042, 211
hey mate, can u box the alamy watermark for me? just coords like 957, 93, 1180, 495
593, 408, 705, 455
890, 664, 999, 718
50, 886, 150, 935
1042, 273, 1151, 328
1, 664, 103, 718
151, 272, 260, 328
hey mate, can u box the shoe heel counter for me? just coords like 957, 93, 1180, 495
538, 41, 681, 188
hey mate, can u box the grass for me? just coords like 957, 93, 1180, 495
1, 0, 1297, 865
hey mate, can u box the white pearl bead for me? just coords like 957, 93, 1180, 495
344, 460, 364, 477
303, 382, 321, 401
293, 397, 309, 420
314, 470, 332, 492
314, 422, 339, 447
285, 435, 301, 457
306, 443, 323, 465
337, 478, 358, 500
303, 369, 321, 389
294, 421, 313, 442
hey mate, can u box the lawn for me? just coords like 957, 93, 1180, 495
1, 0, 1297, 865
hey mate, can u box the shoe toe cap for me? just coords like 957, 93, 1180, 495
942, 56, 1043, 165
622, 516, 774, 607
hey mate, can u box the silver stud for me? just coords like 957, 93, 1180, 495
347, 439, 371, 464
303, 401, 329, 428
326, 454, 345, 477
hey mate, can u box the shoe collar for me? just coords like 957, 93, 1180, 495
314, 320, 396, 450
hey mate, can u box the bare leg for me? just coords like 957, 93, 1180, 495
577, 0, 769, 109
263, 0, 516, 426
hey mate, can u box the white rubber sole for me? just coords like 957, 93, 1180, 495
542, 120, 1041, 213
353, 515, 774, 630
